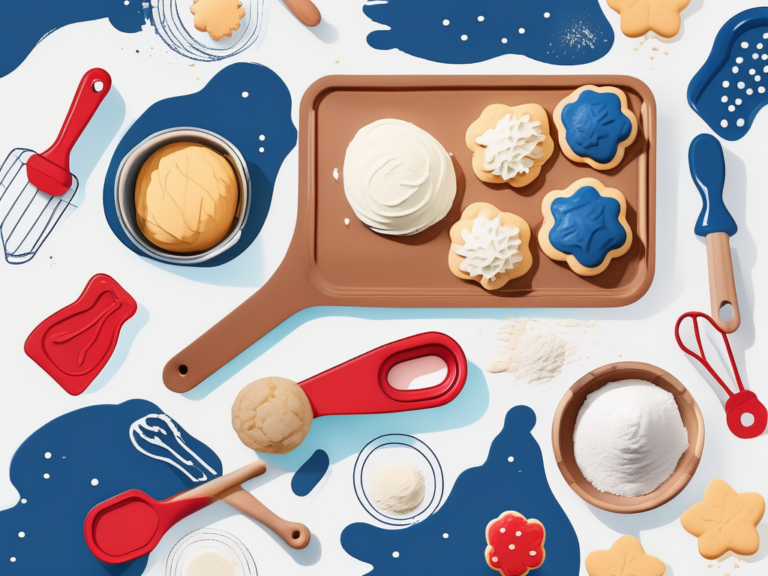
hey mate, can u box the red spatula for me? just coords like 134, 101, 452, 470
84, 460, 310, 564
675, 311, 767, 439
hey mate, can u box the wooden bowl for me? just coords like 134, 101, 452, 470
552, 361, 704, 514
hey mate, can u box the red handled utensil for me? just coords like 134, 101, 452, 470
84, 460, 293, 564
298, 332, 467, 417
675, 312, 766, 439
0, 68, 111, 263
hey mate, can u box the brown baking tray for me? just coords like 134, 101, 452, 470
164, 75, 656, 392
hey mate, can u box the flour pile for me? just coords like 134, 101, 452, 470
486, 319, 592, 383
573, 380, 689, 498
369, 464, 426, 515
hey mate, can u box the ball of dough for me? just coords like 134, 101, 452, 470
135, 142, 239, 253
231, 377, 314, 454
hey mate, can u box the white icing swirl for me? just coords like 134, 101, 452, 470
344, 119, 457, 235
453, 215, 523, 280
475, 114, 545, 181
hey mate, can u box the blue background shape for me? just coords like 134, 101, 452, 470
549, 186, 627, 269
0, 1, 145, 78
291, 450, 330, 497
0, 399, 222, 576
340, 406, 580, 576
688, 134, 738, 238
102, 63, 297, 267
688, 7, 768, 141
561, 90, 633, 165
363, 0, 613, 65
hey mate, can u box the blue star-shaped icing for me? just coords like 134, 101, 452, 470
549, 186, 627, 269
561, 90, 633, 164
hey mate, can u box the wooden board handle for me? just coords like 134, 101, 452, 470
706, 232, 740, 333
283, 0, 321, 27
163, 270, 317, 393
218, 486, 311, 549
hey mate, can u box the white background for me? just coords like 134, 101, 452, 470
1, 1, 767, 575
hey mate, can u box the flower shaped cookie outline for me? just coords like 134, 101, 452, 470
449, 202, 533, 290
585, 535, 665, 576
681, 478, 765, 560
539, 178, 632, 276
466, 103, 554, 188
554, 86, 638, 171
607, 0, 691, 39
485, 511, 546, 576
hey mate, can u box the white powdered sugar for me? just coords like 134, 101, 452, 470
573, 380, 689, 498
476, 113, 545, 180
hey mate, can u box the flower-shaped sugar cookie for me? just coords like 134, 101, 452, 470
449, 203, 533, 290
466, 104, 554, 188
191, 0, 246, 41
585, 535, 665, 576
485, 511, 545, 576
681, 479, 765, 560
554, 86, 638, 171
539, 178, 632, 276
607, 0, 691, 39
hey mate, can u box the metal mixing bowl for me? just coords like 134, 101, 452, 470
114, 127, 251, 265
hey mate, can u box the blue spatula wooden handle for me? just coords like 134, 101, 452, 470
688, 134, 740, 333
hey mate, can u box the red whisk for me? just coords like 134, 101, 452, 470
675, 312, 766, 439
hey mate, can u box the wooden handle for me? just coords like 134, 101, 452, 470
170, 460, 267, 502
163, 269, 317, 393
218, 486, 311, 549
283, 0, 321, 27
706, 232, 740, 333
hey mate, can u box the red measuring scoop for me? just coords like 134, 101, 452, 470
675, 312, 767, 439
298, 332, 467, 417
85, 460, 270, 564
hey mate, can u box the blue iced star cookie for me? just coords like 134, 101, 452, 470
539, 178, 633, 276
554, 85, 638, 170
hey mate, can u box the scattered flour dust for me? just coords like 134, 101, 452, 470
486, 319, 596, 384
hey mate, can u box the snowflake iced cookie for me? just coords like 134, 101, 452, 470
681, 478, 764, 560
190, 0, 246, 41
485, 511, 545, 576
539, 178, 632, 276
607, 0, 691, 38
585, 535, 665, 576
449, 202, 533, 290
554, 86, 638, 171
466, 103, 554, 188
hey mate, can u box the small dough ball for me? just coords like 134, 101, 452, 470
135, 142, 239, 254
231, 377, 314, 454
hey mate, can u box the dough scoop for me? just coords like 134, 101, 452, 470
232, 332, 467, 454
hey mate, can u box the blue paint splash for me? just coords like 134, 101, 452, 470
291, 449, 329, 497
363, 0, 613, 65
0, 400, 222, 576
561, 90, 633, 165
549, 186, 627, 269
688, 8, 768, 141
0, 1, 144, 78
103, 63, 296, 267
341, 406, 580, 575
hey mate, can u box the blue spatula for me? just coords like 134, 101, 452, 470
688, 134, 740, 333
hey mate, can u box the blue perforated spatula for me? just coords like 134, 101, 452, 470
688, 134, 740, 333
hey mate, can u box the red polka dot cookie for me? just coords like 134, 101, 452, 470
485, 511, 546, 576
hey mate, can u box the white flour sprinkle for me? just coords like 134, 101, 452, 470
486, 319, 594, 384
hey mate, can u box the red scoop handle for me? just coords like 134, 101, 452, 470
675, 312, 767, 439
299, 332, 467, 418
38, 68, 112, 188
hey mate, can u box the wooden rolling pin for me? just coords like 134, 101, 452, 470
284, 0, 321, 27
